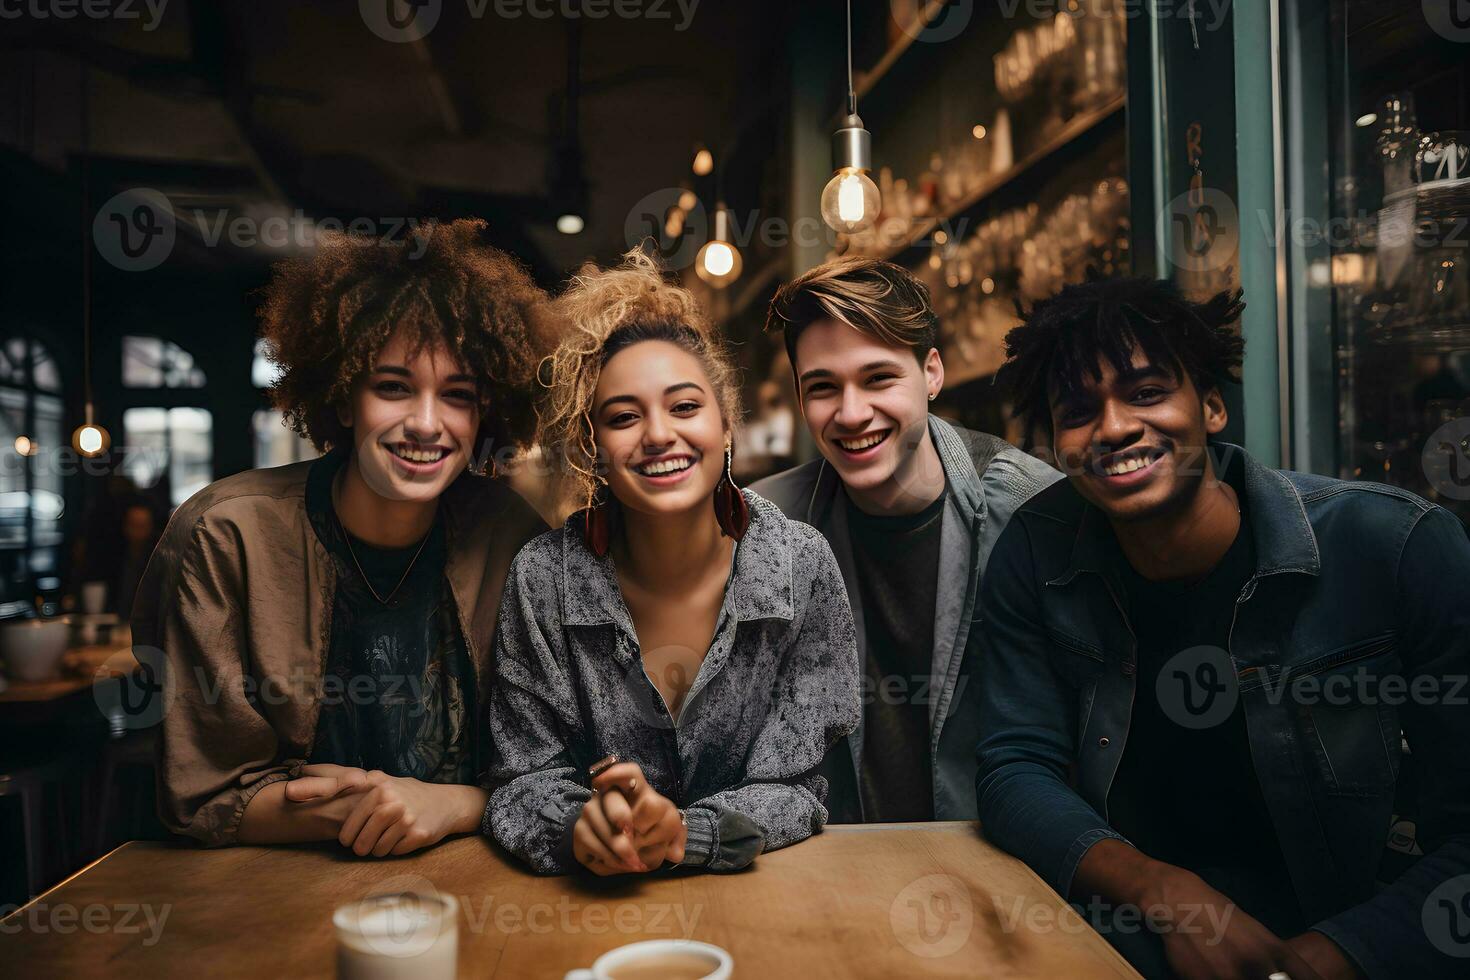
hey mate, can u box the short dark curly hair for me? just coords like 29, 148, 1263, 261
256, 218, 546, 464
1002, 275, 1246, 437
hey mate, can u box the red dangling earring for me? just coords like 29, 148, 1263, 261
583, 481, 613, 557
714, 439, 750, 541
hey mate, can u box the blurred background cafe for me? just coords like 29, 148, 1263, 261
0, 0, 1466, 908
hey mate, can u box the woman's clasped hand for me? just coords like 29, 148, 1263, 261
573, 762, 689, 876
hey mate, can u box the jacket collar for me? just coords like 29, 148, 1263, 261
1050, 442, 1321, 586
560, 489, 795, 630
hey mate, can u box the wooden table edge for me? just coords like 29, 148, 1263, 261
2, 826, 1143, 978
1, 841, 137, 923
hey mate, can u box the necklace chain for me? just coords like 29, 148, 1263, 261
337, 513, 430, 605
331, 470, 433, 605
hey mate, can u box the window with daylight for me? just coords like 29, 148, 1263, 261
253, 409, 318, 469
122, 335, 206, 388
252, 338, 283, 389
0, 335, 66, 610
121, 407, 213, 508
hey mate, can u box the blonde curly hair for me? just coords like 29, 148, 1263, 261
539, 248, 743, 512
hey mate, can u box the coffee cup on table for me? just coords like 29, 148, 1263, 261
334, 889, 458, 980
564, 940, 732, 980
81, 581, 108, 615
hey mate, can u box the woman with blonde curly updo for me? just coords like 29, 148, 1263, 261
133, 219, 547, 856
486, 249, 861, 876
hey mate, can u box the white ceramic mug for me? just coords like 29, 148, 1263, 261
335, 890, 458, 980
564, 939, 732, 980
81, 581, 107, 615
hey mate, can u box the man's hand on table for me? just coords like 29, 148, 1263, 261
1133, 860, 1329, 980
1284, 930, 1363, 980
283, 764, 488, 857
1074, 839, 1349, 980
572, 761, 687, 877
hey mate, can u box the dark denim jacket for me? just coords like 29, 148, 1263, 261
974, 443, 1470, 979
485, 490, 861, 874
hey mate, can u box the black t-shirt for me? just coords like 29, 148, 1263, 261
845, 488, 945, 822
1108, 489, 1305, 936
305, 451, 477, 784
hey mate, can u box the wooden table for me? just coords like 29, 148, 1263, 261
0, 822, 1140, 978
0, 639, 138, 705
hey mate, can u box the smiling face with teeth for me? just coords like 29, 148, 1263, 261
793, 317, 946, 514
1049, 347, 1228, 524
593, 339, 728, 522
337, 327, 480, 511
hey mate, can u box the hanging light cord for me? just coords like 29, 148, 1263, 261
80, 58, 93, 424
845, 0, 856, 117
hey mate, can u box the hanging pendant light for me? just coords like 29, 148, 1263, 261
73, 405, 110, 458
692, 145, 714, 177
71, 64, 110, 459
821, 0, 881, 235
696, 202, 743, 289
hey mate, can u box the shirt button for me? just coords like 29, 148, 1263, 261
1098, 737, 1110, 747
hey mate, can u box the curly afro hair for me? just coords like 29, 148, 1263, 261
256, 218, 547, 465
539, 247, 742, 512
1002, 275, 1246, 437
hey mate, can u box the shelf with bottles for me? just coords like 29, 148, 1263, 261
836, 0, 1126, 262
917, 168, 1131, 390
1328, 93, 1470, 525
838, 94, 1125, 264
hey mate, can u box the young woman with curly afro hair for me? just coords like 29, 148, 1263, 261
133, 219, 550, 858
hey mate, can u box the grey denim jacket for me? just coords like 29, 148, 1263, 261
752, 415, 1061, 820
484, 489, 861, 873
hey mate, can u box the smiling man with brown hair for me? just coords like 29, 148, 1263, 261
751, 256, 1060, 824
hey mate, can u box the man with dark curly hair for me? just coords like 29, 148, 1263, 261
132, 219, 548, 858
975, 276, 1470, 979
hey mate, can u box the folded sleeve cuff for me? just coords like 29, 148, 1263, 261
1057, 826, 1130, 900
679, 807, 718, 868
1308, 922, 1380, 980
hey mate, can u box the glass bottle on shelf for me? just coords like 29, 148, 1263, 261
1374, 92, 1420, 293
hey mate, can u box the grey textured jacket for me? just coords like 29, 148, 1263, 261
484, 489, 861, 873
751, 416, 1060, 820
